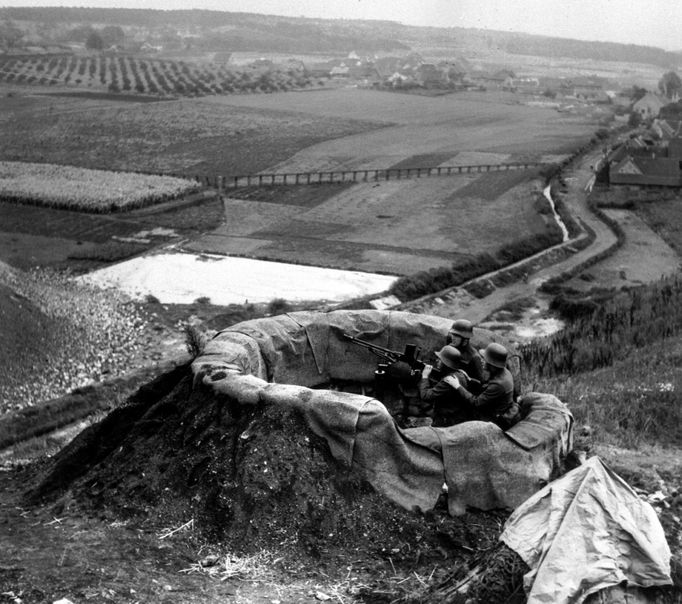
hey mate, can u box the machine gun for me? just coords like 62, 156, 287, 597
342, 332, 425, 377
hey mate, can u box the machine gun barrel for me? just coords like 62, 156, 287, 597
342, 333, 425, 371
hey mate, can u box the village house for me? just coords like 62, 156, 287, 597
633, 93, 666, 120
329, 62, 350, 78
651, 118, 682, 141
469, 68, 515, 90
606, 137, 682, 186
140, 41, 162, 53
415, 62, 447, 86
568, 76, 608, 99
513, 76, 540, 94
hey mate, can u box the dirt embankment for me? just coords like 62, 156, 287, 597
5, 361, 519, 604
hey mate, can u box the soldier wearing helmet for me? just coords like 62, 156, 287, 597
441, 342, 519, 430
446, 319, 484, 385
418, 345, 473, 427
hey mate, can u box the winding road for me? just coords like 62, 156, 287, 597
399, 147, 621, 326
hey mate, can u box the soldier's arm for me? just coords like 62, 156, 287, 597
418, 377, 454, 402
456, 380, 505, 408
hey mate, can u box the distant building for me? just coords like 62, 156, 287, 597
212, 52, 232, 65
607, 138, 682, 186
415, 63, 447, 86
140, 41, 162, 53
633, 93, 666, 120
329, 63, 350, 78
651, 118, 681, 141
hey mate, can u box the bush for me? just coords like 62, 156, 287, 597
267, 298, 291, 316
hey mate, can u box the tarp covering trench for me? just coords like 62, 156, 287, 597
192, 310, 573, 515
501, 456, 673, 604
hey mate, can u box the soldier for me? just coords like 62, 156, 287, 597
442, 342, 520, 430
446, 319, 484, 385
418, 345, 473, 427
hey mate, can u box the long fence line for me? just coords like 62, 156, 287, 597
181, 162, 544, 189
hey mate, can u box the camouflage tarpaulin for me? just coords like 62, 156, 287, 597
193, 310, 571, 514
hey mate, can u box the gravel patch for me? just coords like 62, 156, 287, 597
0, 265, 155, 412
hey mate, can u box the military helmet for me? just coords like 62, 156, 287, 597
435, 345, 462, 371
480, 342, 508, 369
450, 319, 474, 339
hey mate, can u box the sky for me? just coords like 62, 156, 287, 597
1, 0, 681, 51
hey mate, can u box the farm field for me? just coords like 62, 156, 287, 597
202, 88, 606, 172
0, 161, 199, 211
0, 84, 609, 279
0, 86, 387, 176
190, 168, 549, 275
0, 193, 225, 271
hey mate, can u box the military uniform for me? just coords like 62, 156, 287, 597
457, 341, 485, 385
418, 368, 472, 427
456, 366, 519, 429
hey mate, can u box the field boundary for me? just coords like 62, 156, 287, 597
221, 162, 544, 188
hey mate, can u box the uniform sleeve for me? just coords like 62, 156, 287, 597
471, 353, 485, 383
457, 380, 506, 408
418, 378, 456, 403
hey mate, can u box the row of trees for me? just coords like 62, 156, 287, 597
0, 54, 314, 97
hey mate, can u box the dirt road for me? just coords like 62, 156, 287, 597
399, 145, 677, 334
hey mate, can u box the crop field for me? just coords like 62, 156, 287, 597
0, 161, 199, 211
187, 169, 552, 275
0, 85, 608, 276
0, 89, 386, 176
201, 88, 605, 171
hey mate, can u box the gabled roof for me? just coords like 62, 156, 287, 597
613, 155, 680, 177
633, 93, 665, 110
374, 56, 402, 78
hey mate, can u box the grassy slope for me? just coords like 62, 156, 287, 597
521, 273, 682, 584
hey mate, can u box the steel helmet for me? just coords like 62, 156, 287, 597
450, 319, 474, 339
435, 345, 462, 371
480, 342, 508, 369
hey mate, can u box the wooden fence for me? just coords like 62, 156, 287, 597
186, 162, 544, 189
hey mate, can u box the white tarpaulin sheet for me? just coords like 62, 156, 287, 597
501, 456, 672, 604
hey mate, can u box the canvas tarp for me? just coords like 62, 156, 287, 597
197, 309, 522, 387
193, 310, 572, 515
501, 456, 672, 604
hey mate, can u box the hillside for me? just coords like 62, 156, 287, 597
0, 271, 680, 603
1, 6, 681, 68
0, 261, 155, 410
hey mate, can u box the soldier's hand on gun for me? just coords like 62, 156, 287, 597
443, 375, 460, 390
421, 364, 433, 379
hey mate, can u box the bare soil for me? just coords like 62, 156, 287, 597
0, 366, 515, 604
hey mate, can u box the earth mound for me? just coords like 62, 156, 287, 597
25, 361, 507, 567
24, 309, 572, 602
